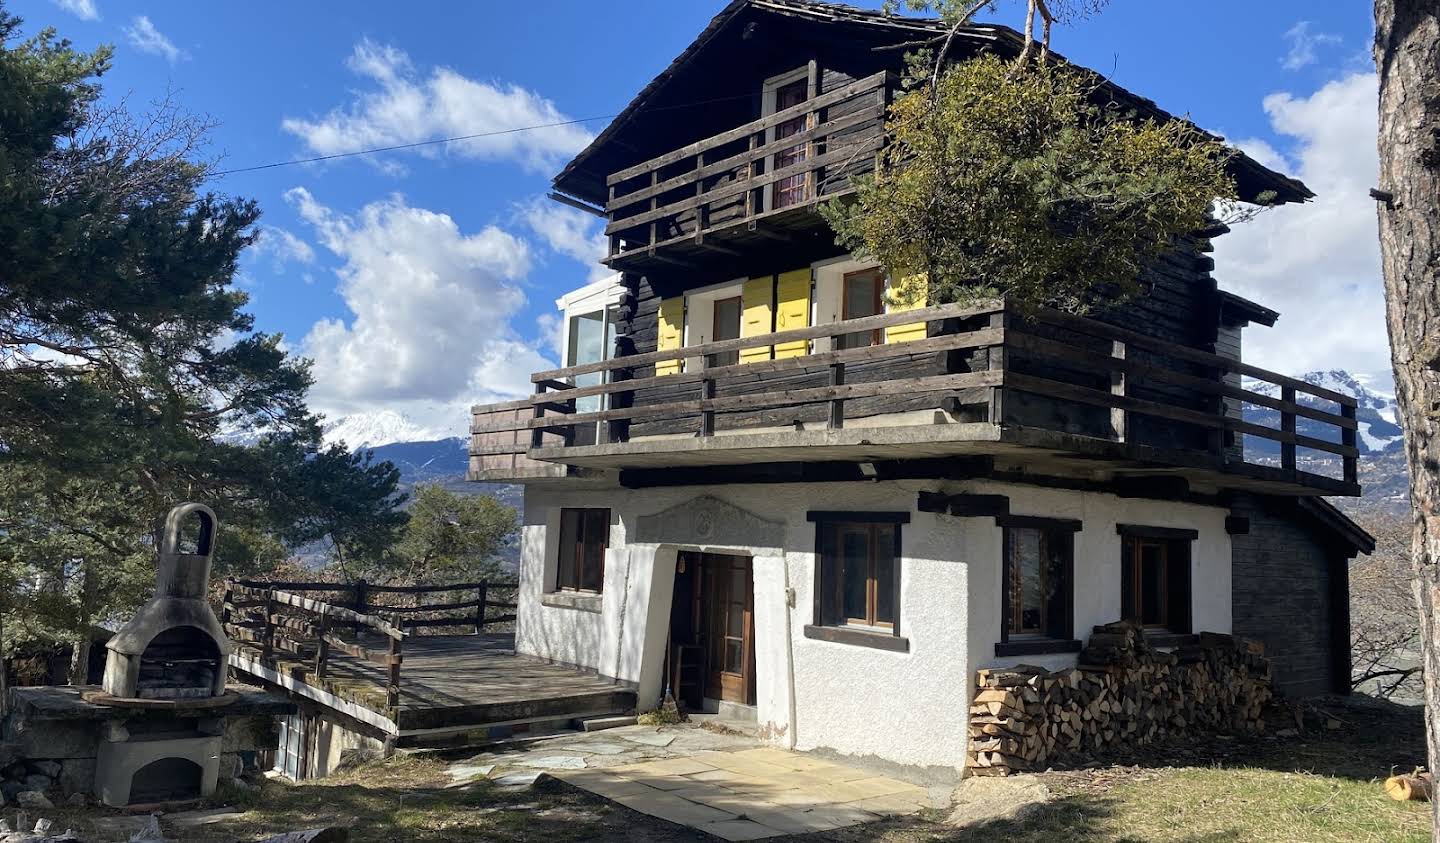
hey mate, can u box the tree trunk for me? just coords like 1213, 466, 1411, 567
1374, 2, 1440, 838
68, 559, 99, 685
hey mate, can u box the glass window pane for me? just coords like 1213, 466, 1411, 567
581, 510, 608, 591
558, 509, 582, 590
1140, 542, 1165, 626
1010, 528, 1045, 634
1044, 532, 1070, 638
838, 271, 882, 350
841, 527, 869, 622
568, 311, 606, 414
874, 525, 895, 626
725, 639, 743, 673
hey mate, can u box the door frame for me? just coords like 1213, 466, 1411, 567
672, 551, 756, 708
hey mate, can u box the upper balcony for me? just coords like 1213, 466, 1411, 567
600, 71, 893, 278
470, 301, 1360, 497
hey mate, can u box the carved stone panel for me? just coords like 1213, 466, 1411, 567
632, 495, 785, 551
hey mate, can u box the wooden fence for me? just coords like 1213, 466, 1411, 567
221, 578, 518, 709
472, 300, 1358, 487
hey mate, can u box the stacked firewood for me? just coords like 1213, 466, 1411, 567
967, 622, 1272, 777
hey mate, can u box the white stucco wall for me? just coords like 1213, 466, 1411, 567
512, 478, 1231, 772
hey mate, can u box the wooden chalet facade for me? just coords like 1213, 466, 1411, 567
468, 0, 1373, 772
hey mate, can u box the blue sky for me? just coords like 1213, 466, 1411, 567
13, 0, 1386, 437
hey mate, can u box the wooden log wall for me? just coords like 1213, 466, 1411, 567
1228, 494, 1350, 697
968, 622, 1273, 776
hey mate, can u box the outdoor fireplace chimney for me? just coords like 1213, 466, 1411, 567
101, 502, 231, 700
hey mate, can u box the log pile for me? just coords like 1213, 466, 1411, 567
967, 623, 1272, 777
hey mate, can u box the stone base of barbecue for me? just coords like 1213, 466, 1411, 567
95, 733, 222, 807
2, 685, 294, 803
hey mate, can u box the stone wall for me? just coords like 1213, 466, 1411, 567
0, 686, 290, 808
967, 623, 1273, 777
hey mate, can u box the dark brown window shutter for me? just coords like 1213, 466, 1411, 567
1120, 537, 1136, 623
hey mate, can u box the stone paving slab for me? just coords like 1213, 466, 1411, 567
443, 724, 935, 840
552, 738, 931, 839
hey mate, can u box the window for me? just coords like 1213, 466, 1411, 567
1118, 525, 1195, 634
557, 508, 609, 592
566, 307, 613, 414
707, 295, 743, 368
836, 267, 885, 350
273, 713, 307, 780
764, 69, 811, 211
997, 517, 1080, 655
807, 512, 908, 647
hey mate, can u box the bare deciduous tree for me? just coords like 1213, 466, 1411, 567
1352, 513, 1421, 699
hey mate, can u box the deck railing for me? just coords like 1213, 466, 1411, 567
603, 71, 891, 260
222, 578, 519, 710
472, 300, 1359, 487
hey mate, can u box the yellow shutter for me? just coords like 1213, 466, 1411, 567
772, 268, 811, 359
884, 273, 928, 343
656, 297, 684, 375
740, 276, 774, 363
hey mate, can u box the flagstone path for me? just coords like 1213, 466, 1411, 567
446, 724, 939, 841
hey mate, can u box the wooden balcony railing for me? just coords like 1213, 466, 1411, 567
470, 301, 1359, 490
222, 578, 519, 711
603, 71, 892, 261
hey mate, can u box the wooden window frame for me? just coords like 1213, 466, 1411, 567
706, 294, 743, 369
762, 66, 814, 212
996, 515, 1080, 656
1117, 524, 1196, 634
806, 511, 907, 642
556, 508, 610, 594
836, 267, 886, 350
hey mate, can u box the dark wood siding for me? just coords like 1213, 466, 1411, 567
1230, 493, 1351, 698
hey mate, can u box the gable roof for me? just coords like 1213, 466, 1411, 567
553, 0, 1312, 208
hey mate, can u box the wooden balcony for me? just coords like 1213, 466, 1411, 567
602, 71, 892, 275
470, 302, 1360, 497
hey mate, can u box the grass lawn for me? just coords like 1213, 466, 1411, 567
27, 696, 1431, 842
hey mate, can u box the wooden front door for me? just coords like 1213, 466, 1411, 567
701, 554, 755, 705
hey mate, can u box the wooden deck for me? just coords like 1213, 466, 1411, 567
230, 633, 635, 743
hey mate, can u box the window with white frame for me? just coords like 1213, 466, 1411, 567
762, 67, 812, 212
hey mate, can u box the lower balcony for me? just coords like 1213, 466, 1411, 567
470, 301, 1360, 497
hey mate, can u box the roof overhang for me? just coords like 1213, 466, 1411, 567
552, 0, 1312, 209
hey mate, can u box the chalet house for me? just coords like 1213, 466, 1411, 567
470, 0, 1374, 772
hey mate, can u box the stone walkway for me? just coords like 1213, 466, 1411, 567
444, 723, 936, 841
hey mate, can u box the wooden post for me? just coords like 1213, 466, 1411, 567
700, 375, 716, 437
987, 311, 1008, 425
352, 579, 369, 637
1109, 340, 1127, 442
695, 150, 707, 244
1341, 402, 1358, 484
261, 591, 276, 667
1281, 386, 1297, 471
387, 635, 402, 711
648, 170, 659, 252
828, 361, 846, 429
530, 382, 547, 450
474, 582, 489, 634
314, 610, 329, 679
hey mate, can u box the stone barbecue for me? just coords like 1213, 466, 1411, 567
0, 503, 293, 809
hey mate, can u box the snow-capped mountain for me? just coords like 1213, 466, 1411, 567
1244, 370, 1403, 455
321, 410, 453, 450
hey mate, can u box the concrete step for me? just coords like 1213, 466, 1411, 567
581, 715, 638, 732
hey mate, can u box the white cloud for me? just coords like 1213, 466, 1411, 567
1214, 72, 1389, 387
124, 16, 185, 64
250, 226, 316, 271
1281, 21, 1342, 71
521, 199, 610, 282
288, 188, 551, 435
51, 0, 98, 21
281, 39, 594, 174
